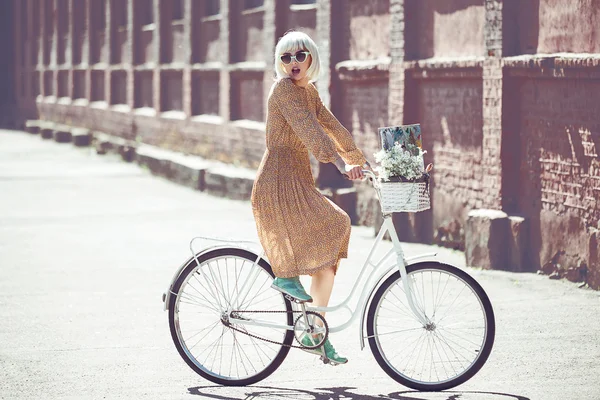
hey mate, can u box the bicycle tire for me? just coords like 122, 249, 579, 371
168, 247, 294, 386
366, 262, 495, 391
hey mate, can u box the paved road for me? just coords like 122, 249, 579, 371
1, 130, 599, 400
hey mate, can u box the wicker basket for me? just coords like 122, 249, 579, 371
379, 180, 431, 213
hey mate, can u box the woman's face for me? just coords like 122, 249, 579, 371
280, 49, 312, 82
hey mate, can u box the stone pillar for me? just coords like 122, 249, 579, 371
153, 0, 161, 112
24, 1, 34, 102
85, 0, 93, 101
67, 0, 74, 99
182, 0, 192, 117
220, 0, 231, 122
51, 0, 58, 98
315, 0, 332, 108
315, 0, 350, 189
466, 209, 510, 270
465, 0, 529, 271
13, 1, 22, 104
105, 0, 112, 105
127, 0, 135, 109
262, 0, 277, 121
388, 0, 405, 127
482, 0, 503, 209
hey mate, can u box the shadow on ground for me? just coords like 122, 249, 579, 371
188, 385, 531, 400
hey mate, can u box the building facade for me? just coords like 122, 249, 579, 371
3, 0, 600, 288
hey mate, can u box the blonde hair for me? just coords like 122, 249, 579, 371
274, 31, 321, 82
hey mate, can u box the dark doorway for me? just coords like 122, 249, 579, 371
0, 0, 15, 127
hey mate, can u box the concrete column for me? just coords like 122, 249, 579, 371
262, 0, 277, 122
50, 0, 57, 68
220, 0, 231, 121
314, 0, 348, 189
13, 1, 22, 102
153, 0, 161, 112
127, 0, 135, 108
482, 0, 503, 209
64, 0, 72, 66
315, 0, 332, 108
51, 0, 58, 98
388, 0, 405, 126
80, 0, 89, 66
25, 0, 34, 101
466, 0, 530, 272
85, 0, 92, 101
105, 0, 112, 104
67, 0, 74, 98
37, 0, 44, 72
182, 0, 192, 116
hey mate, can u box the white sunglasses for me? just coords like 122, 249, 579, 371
280, 51, 310, 65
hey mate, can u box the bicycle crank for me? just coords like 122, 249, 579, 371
225, 306, 329, 350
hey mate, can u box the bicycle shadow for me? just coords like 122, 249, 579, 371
187, 385, 531, 400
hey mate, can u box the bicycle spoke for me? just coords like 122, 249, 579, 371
179, 288, 221, 314
171, 252, 293, 383
182, 320, 220, 344
371, 267, 491, 388
438, 326, 483, 348
371, 326, 423, 338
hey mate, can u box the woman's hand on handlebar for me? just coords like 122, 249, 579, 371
345, 165, 365, 180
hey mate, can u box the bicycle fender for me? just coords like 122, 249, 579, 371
162, 245, 268, 311
358, 255, 441, 350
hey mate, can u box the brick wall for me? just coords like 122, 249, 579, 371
341, 80, 389, 163
347, 0, 390, 60
417, 76, 484, 240
537, 0, 600, 54
408, 0, 485, 59
512, 69, 600, 280
8, 0, 600, 288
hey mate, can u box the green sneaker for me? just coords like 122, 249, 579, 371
321, 338, 348, 365
300, 334, 348, 365
271, 277, 313, 303
300, 333, 324, 355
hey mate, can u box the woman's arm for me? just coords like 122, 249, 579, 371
270, 79, 341, 165
314, 89, 367, 167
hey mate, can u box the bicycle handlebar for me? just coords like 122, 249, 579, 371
342, 169, 378, 182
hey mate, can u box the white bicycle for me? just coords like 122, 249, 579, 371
162, 170, 495, 391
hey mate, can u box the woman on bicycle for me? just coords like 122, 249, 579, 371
251, 30, 371, 365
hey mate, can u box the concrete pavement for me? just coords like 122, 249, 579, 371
0, 130, 599, 400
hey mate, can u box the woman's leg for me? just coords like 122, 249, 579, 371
309, 261, 338, 318
306, 261, 348, 364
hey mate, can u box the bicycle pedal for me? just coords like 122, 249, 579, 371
319, 355, 330, 365
284, 294, 310, 304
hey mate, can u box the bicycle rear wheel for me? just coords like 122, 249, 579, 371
366, 262, 495, 391
168, 248, 294, 386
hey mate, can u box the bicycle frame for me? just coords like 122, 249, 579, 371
227, 214, 436, 332
226, 171, 437, 347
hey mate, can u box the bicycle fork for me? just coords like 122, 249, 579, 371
385, 218, 431, 327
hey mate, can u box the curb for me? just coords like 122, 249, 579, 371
24, 120, 257, 201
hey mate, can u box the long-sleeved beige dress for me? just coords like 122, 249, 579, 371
251, 78, 367, 278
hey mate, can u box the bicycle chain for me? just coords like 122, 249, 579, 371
226, 309, 327, 350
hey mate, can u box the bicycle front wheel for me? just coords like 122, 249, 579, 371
366, 262, 495, 391
168, 248, 294, 386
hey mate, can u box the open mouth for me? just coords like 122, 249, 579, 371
291, 67, 300, 76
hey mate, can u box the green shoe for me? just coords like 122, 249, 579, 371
271, 277, 313, 303
300, 333, 324, 356
321, 338, 348, 365
300, 334, 348, 365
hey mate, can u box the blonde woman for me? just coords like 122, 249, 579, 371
251, 31, 371, 365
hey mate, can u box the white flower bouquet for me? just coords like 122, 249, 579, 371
373, 141, 427, 182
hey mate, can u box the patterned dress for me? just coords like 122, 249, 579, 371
251, 78, 367, 278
